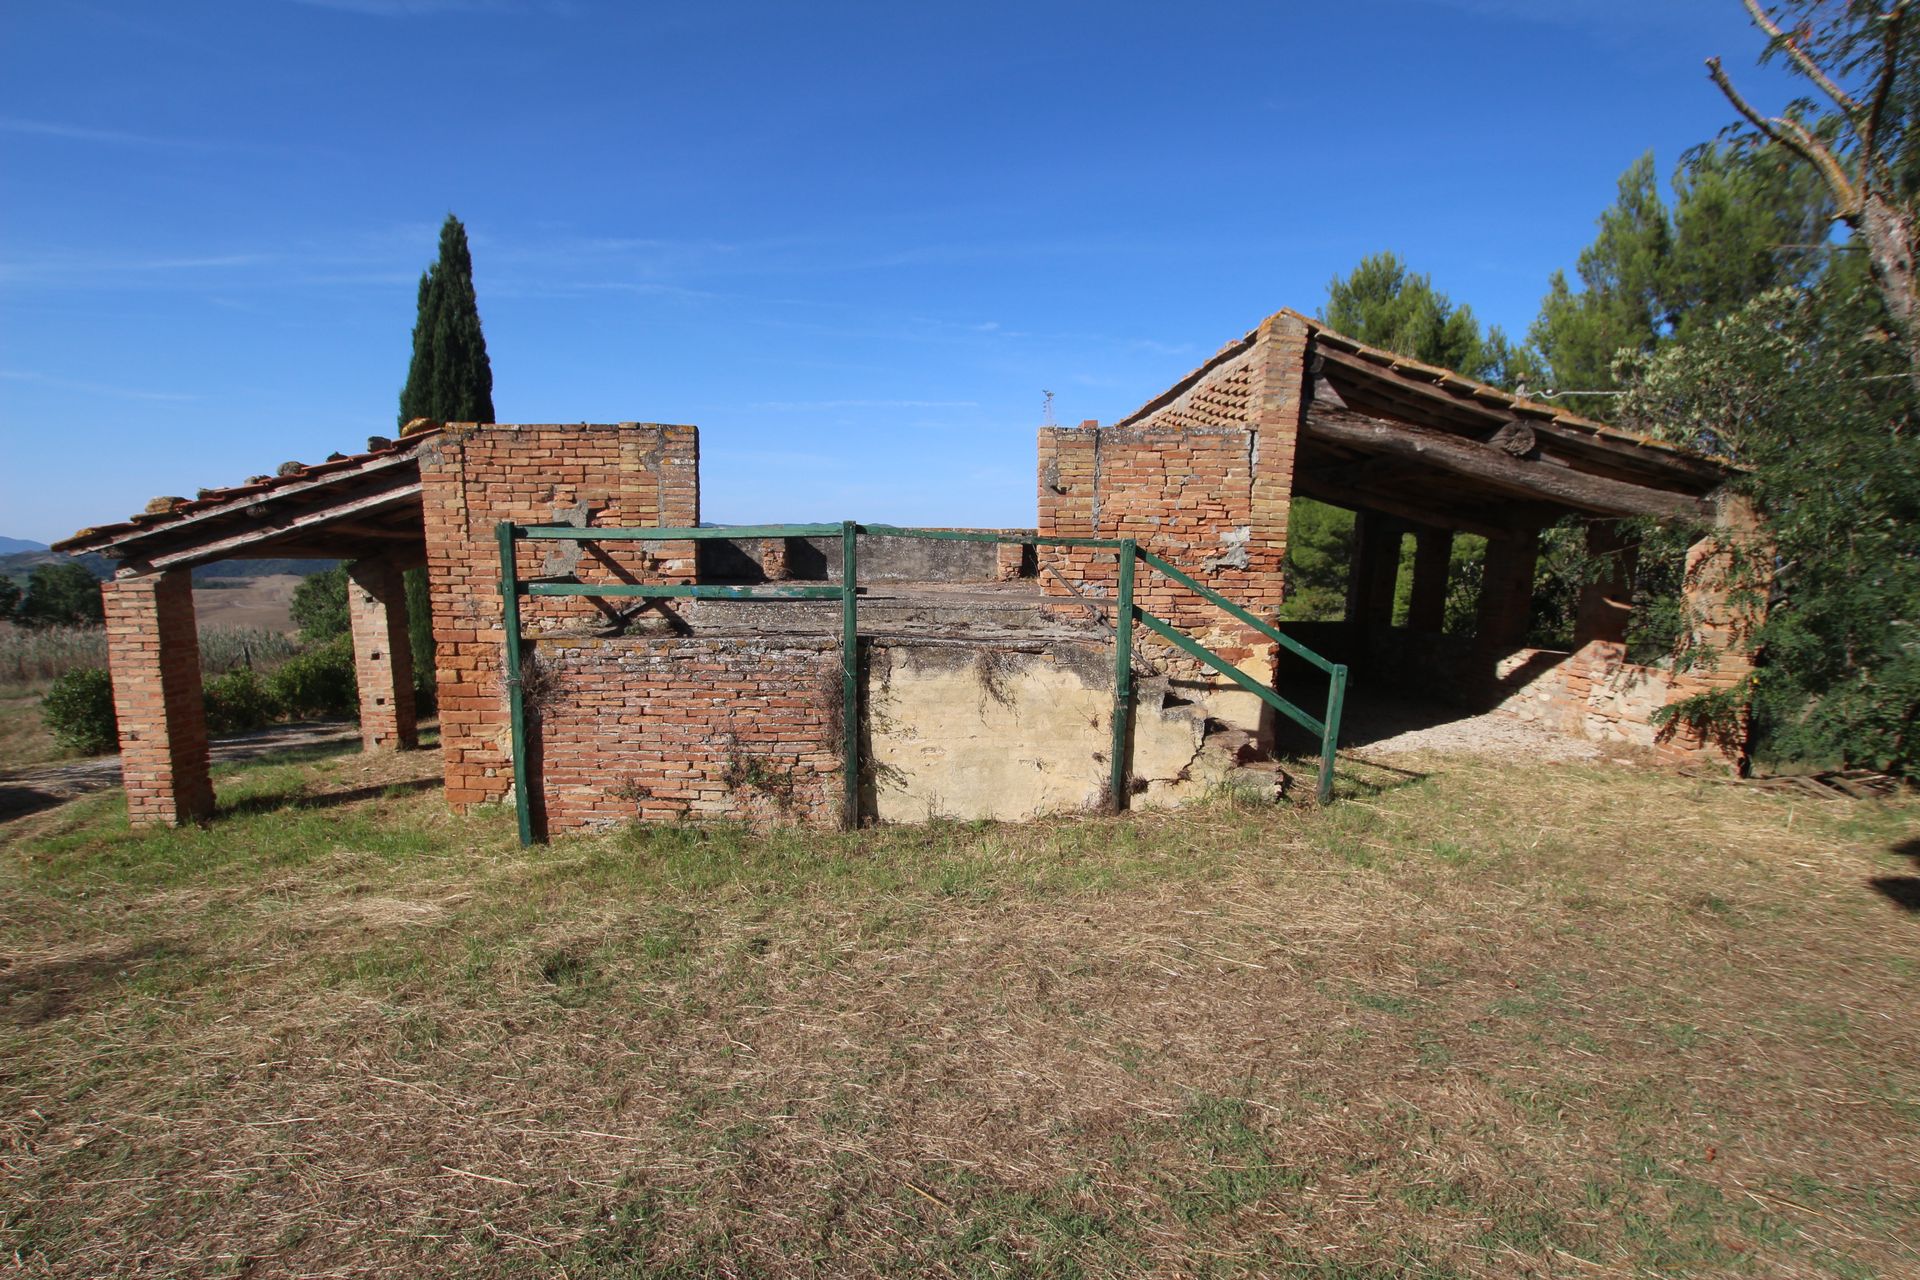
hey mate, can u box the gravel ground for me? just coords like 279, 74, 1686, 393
1338, 699, 1604, 763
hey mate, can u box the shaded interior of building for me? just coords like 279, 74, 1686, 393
53, 309, 1755, 831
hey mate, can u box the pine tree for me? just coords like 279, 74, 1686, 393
1320, 251, 1531, 387
1529, 154, 1674, 402
398, 214, 496, 708
1531, 143, 1834, 408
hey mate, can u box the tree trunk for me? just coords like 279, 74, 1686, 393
1856, 191, 1920, 393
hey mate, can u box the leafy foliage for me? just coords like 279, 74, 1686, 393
1620, 285, 1920, 777
41, 667, 117, 755
1531, 141, 1835, 410
289, 567, 350, 644
1278, 500, 1354, 623
203, 668, 281, 736
0, 575, 19, 621
268, 636, 359, 722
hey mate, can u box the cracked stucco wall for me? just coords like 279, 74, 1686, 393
865, 641, 1230, 823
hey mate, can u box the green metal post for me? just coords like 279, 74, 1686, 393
1317, 663, 1347, 806
1110, 540, 1136, 812
841, 521, 860, 830
496, 522, 535, 846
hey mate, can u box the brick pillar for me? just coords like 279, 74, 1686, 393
1475, 528, 1540, 653
1036, 426, 1100, 600
102, 570, 213, 827
1248, 314, 1311, 613
761, 538, 790, 582
1656, 493, 1768, 769
1574, 520, 1636, 655
1345, 512, 1403, 629
1407, 527, 1452, 634
347, 557, 418, 751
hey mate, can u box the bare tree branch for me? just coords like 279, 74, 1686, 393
1861, 1, 1911, 185
1707, 56, 1862, 215
1741, 0, 1868, 118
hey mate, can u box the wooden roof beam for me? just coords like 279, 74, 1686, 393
1302, 408, 1716, 523
1313, 344, 1729, 490
117, 481, 423, 576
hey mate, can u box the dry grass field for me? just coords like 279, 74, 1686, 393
189, 575, 303, 634
1, 744, 1915, 1278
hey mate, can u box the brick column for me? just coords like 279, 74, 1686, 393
1475, 529, 1540, 654
347, 557, 418, 751
1656, 493, 1767, 768
1247, 314, 1311, 614
1573, 520, 1636, 654
102, 570, 214, 827
1407, 527, 1452, 634
1346, 512, 1403, 629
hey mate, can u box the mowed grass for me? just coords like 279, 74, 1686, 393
1, 745, 1916, 1279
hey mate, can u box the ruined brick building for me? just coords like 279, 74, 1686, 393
57, 309, 1759, 834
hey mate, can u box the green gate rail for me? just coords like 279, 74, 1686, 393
495, 522, 1347, 844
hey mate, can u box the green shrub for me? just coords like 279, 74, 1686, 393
203, 668, 281, 736
268, 636, 359, 721
41, 667, 118, 756
290, 567, 350, 643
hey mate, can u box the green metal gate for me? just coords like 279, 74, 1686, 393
496, 521, 1347, 844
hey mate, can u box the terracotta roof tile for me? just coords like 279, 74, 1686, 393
53, 426, 443, 554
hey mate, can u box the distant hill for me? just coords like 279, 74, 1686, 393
0, 536, 48, 554
0, 549, 335, 584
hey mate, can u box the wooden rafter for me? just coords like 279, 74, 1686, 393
119, 481, 423, 575
1302, 408, 1717, 523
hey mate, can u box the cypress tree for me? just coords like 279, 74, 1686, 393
400, 214, 494, 427
398, 214, 496, 709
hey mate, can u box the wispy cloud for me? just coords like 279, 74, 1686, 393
0, 253, 277, 286
0, 116, 220, 150
748, 398, 981, 412
0, 370, 197, 402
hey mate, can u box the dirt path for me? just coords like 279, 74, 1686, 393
0, 721, 362, 822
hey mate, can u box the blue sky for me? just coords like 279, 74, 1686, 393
1, 0, 1806, 543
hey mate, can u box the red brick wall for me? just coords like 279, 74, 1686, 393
101, 570, 214, 826
1036, 316, 1306, 619
1035, 315, 1310, 724
530, 635, 843, 830
419, 423, 700, 810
